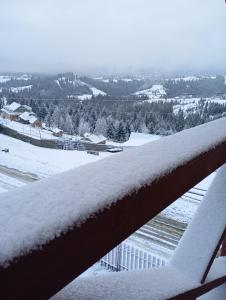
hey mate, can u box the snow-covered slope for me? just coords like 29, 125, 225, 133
0, 134, 110, 178
10, 85, 32, 93
134, 85, 166, 100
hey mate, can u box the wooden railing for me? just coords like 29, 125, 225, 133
0, 117, 226, 299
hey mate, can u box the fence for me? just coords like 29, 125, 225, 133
100, 242, 166, 271
0, 124, 59, 149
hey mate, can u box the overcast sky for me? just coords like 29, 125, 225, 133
0, 0, 226, 75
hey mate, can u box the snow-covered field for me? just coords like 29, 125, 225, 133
173, 97, 226, 115
134, 84, 166, 100
0, 134, 110, 179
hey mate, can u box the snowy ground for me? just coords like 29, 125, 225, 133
0, 172, 26, 193
0, 118, 57, 140
0, 134, 111, 180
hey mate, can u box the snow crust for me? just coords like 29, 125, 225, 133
123, 132, 160, 147
198, 258, 226, 299
51, 258, 226, 300
1, 117, 226, 266
170, 165, 226, 282
52, 267, 196, 300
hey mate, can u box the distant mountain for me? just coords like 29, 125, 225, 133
0, 72, 226, 100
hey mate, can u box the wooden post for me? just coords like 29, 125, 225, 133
221, 233, 226, 256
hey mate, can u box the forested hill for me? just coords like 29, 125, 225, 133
0, 73, 226, 100
1, 72, 226, 142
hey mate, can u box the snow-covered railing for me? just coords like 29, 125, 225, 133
1, 117, 226, 299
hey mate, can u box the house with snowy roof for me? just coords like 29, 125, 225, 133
50, 127, 64, 137
19, 111, 43, 128
1, 102, 32, 121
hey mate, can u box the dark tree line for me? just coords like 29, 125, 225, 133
3, 96, 226, 142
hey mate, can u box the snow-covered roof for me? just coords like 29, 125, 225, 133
83, 133, 106, 143
1, 108, 18, 115
51, 127, 63, 134
20, 112, 33, 121
19, 112, 38, 124
22, 105, 32, 111
1, 102, 32, 114
28, 116, 38, 124
6, 102, 21, 112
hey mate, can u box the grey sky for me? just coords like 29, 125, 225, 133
0, 0, 226, 75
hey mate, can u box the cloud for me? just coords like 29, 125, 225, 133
0, 0, 226, 74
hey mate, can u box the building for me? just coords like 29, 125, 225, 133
1, 102, 32, 121
82, 133, 107, 144
19, 112, 43, 128
51, 127, 64, 137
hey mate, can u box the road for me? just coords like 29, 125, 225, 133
0, 164, 38, 193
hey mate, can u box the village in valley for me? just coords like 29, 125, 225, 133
0, 100, 124, 153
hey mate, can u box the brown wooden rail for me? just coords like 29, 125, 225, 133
1, 135, 226, 299
169, 274, 226, 299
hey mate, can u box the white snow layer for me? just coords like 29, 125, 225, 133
51, 267, 197, 300
51, 258, 226, 300
0, 133, 109, 178
10, 85, 32, 93
170, 164, 226, 282
123, 132, 161, 147
90, 87, 106, 96
0, 117, 226, 266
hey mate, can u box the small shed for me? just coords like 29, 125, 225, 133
51, 128, 64, 137
82, 133, 106, 144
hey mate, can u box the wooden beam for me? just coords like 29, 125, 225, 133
169, 275, 226, 299
1, 141, 226, 299
201, 227, 226, 283
220, 232, 226, 256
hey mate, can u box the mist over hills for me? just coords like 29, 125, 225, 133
0, 72, 226, 100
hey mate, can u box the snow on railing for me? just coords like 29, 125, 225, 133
52, 166, 226, 299
1, 117, 226, 299
170, 165, 226, 283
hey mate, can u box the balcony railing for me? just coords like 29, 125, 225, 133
0, 117, 226, 299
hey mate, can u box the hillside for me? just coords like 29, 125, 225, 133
1, 73, 226, 100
